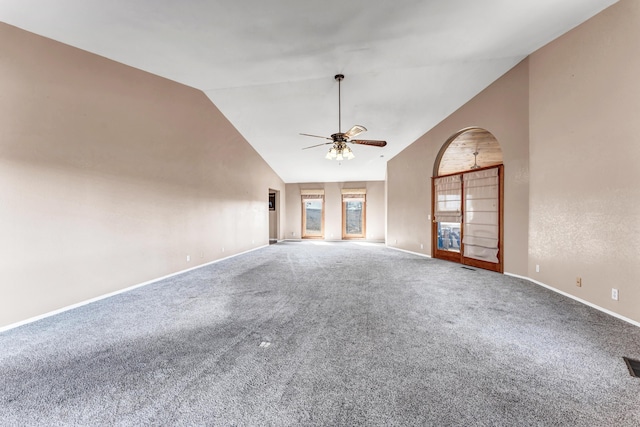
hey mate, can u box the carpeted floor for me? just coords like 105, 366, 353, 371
1, 241, 639, 426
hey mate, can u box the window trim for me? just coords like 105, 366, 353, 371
342, 191, 366, 239
301, 192, 325, 239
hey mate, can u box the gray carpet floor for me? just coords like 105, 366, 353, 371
1, 241, 640, 426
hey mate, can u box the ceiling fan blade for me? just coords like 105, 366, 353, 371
351, 139, 387, 147
300, 133, 332, 140
302, 142, 333, 150
343, 125, 367, 139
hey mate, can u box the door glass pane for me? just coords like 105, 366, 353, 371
437, 222, 461, 252
345, 201, 363, 235
304, 200, 322, 235
462, 168, 499, 263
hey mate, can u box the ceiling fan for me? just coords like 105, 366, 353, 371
301, 74, 387, 160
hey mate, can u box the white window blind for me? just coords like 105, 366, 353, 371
341, 188, 366, 202
300, 189, 324, 200
434, 175, 462, 223
462, 168, 499, 263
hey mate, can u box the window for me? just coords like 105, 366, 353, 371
301, 190, 324, 238
342, 189, 366, 239
434, 174, 462, 253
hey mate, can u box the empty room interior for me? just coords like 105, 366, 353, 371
1, 0, 640, 425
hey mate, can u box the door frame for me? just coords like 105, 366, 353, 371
301, 196, 325, 239
431, 164, 504, 273
268, 190, 279, 242
342, 194, 366, 239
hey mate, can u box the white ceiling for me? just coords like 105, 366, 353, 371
1, 0, 618, 183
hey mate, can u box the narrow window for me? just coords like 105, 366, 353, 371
433, 175, 462, 254
301, 190, 324, 239
342, 189, 366, 239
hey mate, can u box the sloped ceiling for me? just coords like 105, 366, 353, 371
0, 0, 618, 183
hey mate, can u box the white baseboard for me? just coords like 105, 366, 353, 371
0, 245, 268, 333
385, 246, 638, 328
282, 238, 385, 243
505, 272, 640, 328
5, 246, 636, 333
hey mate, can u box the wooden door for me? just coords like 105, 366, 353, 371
432, 165, 503, 273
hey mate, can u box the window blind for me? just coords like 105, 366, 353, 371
434, 175, 462, 223
300, 189, 324, 200
462, 168, 499, 263
341, 188, 366, 201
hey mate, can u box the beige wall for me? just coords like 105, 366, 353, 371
529, 0, 640, 322
387, 60, 530, 273
284, 181, 385, 241
388, 0, 640, 324
0, 24, 285, 327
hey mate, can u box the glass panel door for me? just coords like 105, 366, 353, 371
462, 168, 499, 264
432, 175, 463, 263
343, 197, 365, 239
431, 165, 503, 272
302, 198, 324, 238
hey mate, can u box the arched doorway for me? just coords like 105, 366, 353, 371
431, 128, 504, 272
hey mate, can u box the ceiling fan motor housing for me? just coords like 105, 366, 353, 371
331, 133, 347, 142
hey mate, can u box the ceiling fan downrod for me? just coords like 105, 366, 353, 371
335, 74, 344, 133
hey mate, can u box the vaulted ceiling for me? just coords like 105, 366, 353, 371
0, 0, 618, 183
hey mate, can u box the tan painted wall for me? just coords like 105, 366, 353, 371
529, 0, 640, 322
269, 210, 278, 239
284, 181, 385, 241
387, 60, 530, 273
0, 24, 285, 327
388, 0, 640, 324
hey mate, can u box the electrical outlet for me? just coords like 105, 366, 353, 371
576, 277, 581, 287
221, 247, 225, 253
535, 264, 540, 273
186, 255, 190, 262
420, 244, 424, 250
612, 288, 619, 301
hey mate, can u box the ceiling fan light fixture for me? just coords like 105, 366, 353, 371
336, 152, 344, 161
343, 146, 355, 160
471, 149, 481, 169
326, 147, 338, 160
